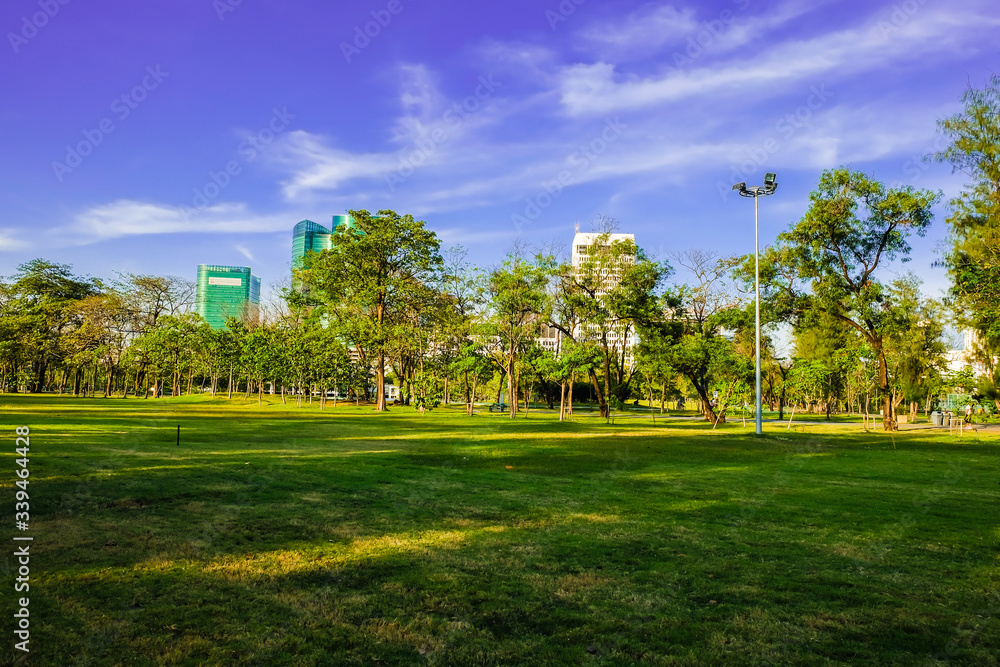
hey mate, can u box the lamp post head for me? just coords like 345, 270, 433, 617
732, 182, 746, 193
763, 172, 778, 194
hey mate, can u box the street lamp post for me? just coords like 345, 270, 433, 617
732, 173, 777, 435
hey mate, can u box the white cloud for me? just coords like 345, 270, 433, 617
273, 63, 511, 201
55, 200, 295, 245
0, 228, 30, 252
235, 243, 255, 261
558, 4, 1000, 115
577, 4, 698, 57
273, 131, 400, 198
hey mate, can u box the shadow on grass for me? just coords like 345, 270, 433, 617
7, 394, 999, 665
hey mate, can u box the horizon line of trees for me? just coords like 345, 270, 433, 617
2, 76, 999, 432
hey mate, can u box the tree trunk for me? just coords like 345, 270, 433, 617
507, 355, 516, 419
559, 381, 566, 422
876, 346, 896, 431
589, 369, 609, 419
689, 374, 721, 423
567, 372, 574, 418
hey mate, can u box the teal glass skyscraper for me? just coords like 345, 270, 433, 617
291, 215, 364, 289
195, 265, 261, 329
291, 219, 333, 271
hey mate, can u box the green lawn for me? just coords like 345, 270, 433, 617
4, 394, 999, 665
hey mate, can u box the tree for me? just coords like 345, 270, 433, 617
935, 75, 1000, 343
790, 311, 854, 418
552, 234, 669, 418
298, 210, 443, 411
935, 75, 1000, 406
440, 246, 486, 412
882, 276, 948, 421
485, 253, 554, 418
665, 250, 740, 422
1, 260, 99, 392
754, 168, 938, 431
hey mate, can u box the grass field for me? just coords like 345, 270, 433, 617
3, 394, 999, 666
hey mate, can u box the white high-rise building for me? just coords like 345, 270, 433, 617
571, 229, 638, 367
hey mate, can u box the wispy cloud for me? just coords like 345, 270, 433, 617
0, 228, 31, 252
576, 4, 699, 58
558, 4, 1000, 115
274, 131, 400, 198
55, 200, 294, 245
235, 243, 255, 261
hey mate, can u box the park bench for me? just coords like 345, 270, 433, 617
488, 403, 508, 413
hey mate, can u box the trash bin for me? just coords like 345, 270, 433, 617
930, 411, 944, 426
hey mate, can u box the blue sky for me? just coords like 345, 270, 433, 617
1, 0, 998, 299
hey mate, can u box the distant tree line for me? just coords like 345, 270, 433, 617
2, 77, 998, 431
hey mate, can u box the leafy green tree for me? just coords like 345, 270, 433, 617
882, 277, 947, 421
439, 246, 486, 411
663, 250, 738, 422
934, 75, 1000, 345
553, 234, 669, 418
753, 168, 938, 431
64, 292, 133, 397
485, 253, 554, 418
935, 75, 1000, 408
0, 260, 98, 392
298, 210, 443, 411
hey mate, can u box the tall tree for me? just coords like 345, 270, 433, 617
298, 209, 443, 411
882, 276, 948, 421
754, 168, 938, 431
665, 250, 740, 422
485, 253, 554, 418
934, 74, 1000, 397
552, 234, 669, 418
935, 75, 1000, 337
1, 260, 99, 392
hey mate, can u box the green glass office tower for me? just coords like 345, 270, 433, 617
196, 265, 261, 329
291, 215, 366, 289
291, 219, 333, 271
291, 215, 365, 270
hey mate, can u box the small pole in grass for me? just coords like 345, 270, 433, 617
176, 425, 180, 446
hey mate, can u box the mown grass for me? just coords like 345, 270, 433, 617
3, 394, 999, 665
